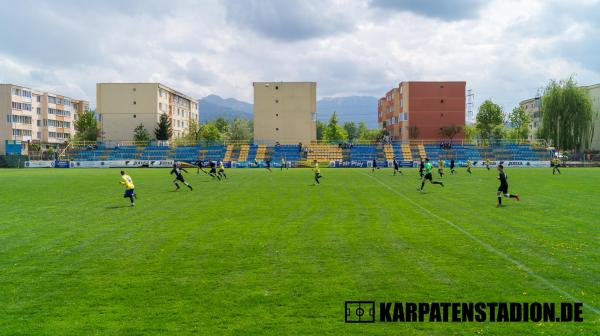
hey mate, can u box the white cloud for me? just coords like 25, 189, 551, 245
0, 0, 598, 114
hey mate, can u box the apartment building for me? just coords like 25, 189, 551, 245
519, 97, 542, 141
378, 81, 466, 141
253, 82, 317, 144
0, 84, 89, 154
97, 83, 198, 142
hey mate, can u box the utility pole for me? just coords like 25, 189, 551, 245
466, 89, 475, 123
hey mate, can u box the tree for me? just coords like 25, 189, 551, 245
325, 112, 347, 142
184, 119, 202, 142
343, 122, 358, 141
214, 117, 228, 133
316, 120, 327, 140
200, 123, 221, 142
357, 122, 369, 139
508, 106, 530, 140
155, 113, 172, 140
74, 110, 99, 142
492, 125, 507, 140
439, 124, 463, 141
361, 129, 386, 142
226, 118, 252, 142
133, 124, 150, 143
540, 77, 595, 151
476, 100, 504, 140
464, 124, 479, 141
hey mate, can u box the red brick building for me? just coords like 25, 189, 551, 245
378, 81, 466, 141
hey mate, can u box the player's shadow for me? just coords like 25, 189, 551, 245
105, 205, 133, 209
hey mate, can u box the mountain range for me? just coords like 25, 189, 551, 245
198, 94, 379, 128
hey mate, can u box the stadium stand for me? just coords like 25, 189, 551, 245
392, 143, 404, 161
223, 144, 234, 162
64, 140, 551, 164
401, 144, 412, 161
383, 144, 394, 161
270, 145, 303, 163
200, 146, 226, 161
349, 144, 377, 162
238, 144, 249, 162
246, 145, 258, 163
255, 144, 267, 161
306, 144, 343, 162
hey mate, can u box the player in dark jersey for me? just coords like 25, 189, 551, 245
265, 160, 272, 172
496, 164, 519, 207
372, 159, 378, 173
171, 163, 193, 190
208, 161, 220, 180
393, 159, 403, 175
195, 160, 206, 175
419, 158, 444, 191
418, 159, 425, 178
450, 159, 456, 175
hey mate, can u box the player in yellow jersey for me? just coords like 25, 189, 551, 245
437, 159, 445, 178
218, 161, 227, 180
466, 160, 472, 175
552, 157, 561, 175
312, 160, 322, 185
485, 158, 491, 170
119, 170, 136, 206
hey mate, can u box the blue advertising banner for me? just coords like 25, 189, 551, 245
5, 140, 22, 155
53, 160, 70, 168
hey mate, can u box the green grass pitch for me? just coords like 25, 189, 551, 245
0, 167, 598, 335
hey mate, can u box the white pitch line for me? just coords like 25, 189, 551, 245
361, 172, 600, 317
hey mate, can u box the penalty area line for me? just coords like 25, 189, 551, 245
360, 172, 600, 317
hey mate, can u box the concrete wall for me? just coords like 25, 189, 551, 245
0, 85, 11, 153
97, 83, 160, 142
407, 81, 466, 140
253, 82, 316, 144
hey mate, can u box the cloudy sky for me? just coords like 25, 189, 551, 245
0, 0, 599, 114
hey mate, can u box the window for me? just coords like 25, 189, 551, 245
37, 132, 41, 139
275, 127, 279, 131
133, 114, 136, 118
275, 86, 279, 90
441, 113, 444, 117
37, 107, 41, 114
133, 101, 136, 105
275, 113, 279, 117
12, 129, 32, 136
275, 99, 279, 103
36, 95, 41, 102
37, 120, 41, 126
441, 99, 444, 103
48, 96, 56, 104
133, 88, 136, 92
